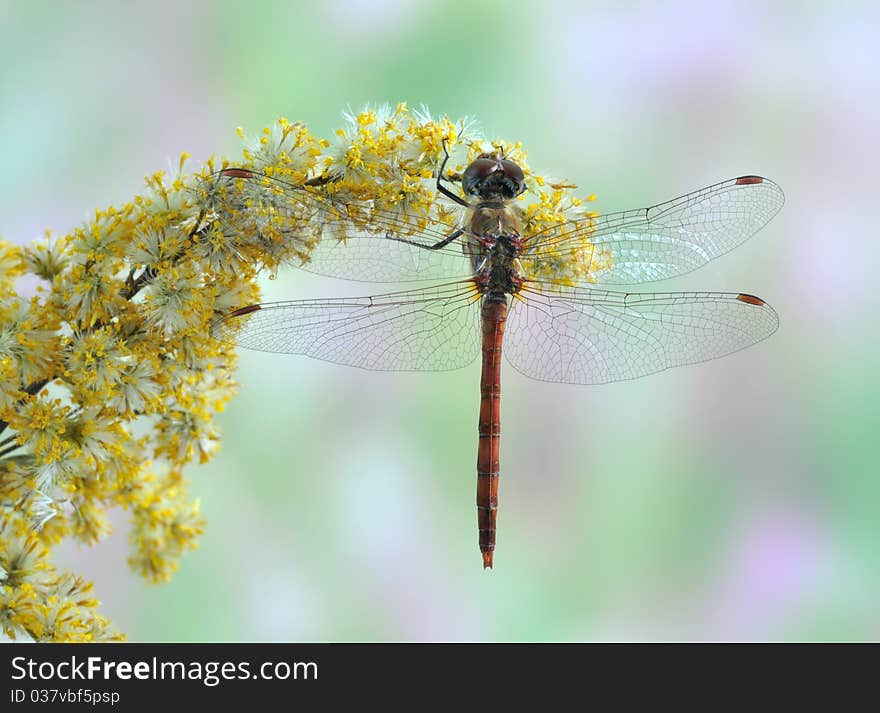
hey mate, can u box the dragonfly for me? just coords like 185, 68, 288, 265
206, 150, 783, 569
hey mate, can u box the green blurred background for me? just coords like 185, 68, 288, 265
2, 0, 878, 641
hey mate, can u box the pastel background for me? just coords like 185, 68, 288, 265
1, 0, 877, 641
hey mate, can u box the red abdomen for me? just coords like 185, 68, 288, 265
477, 296, 507, 569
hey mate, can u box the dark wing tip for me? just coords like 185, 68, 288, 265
735, 175, 765, 185
736, 293, 766, 306
227, 304, 262, 318
219, 168, 257, 179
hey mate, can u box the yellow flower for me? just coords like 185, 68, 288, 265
127, 470, 204, 584
23, 232, 68, 281
0, 241, 26, 289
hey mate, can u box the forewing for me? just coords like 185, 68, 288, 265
214, 282, 481, 371
505, 282, 778, 384
521, 176, 784, 285
199, 169, 475, 282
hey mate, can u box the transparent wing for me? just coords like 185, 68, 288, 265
520, 176, 784, 285
213, 281, 481, 371
301, 229, 475, 282
505, 282, 778, 384
199, 169, 475, 282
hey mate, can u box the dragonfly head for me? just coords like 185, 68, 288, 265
462, 153, 526, 200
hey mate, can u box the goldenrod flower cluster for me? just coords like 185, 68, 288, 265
0, 104, 600, 641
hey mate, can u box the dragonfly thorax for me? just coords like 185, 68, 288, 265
475, 237, 524, 297
468, 202, 525, 296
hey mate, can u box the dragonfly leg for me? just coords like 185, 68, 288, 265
384, 228, 464, 251
427, 228, 464, 250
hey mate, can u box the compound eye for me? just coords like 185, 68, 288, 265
499, 159, 524, 183
468, 158, 500, 179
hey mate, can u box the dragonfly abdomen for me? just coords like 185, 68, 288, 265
477, 293, 507, 569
